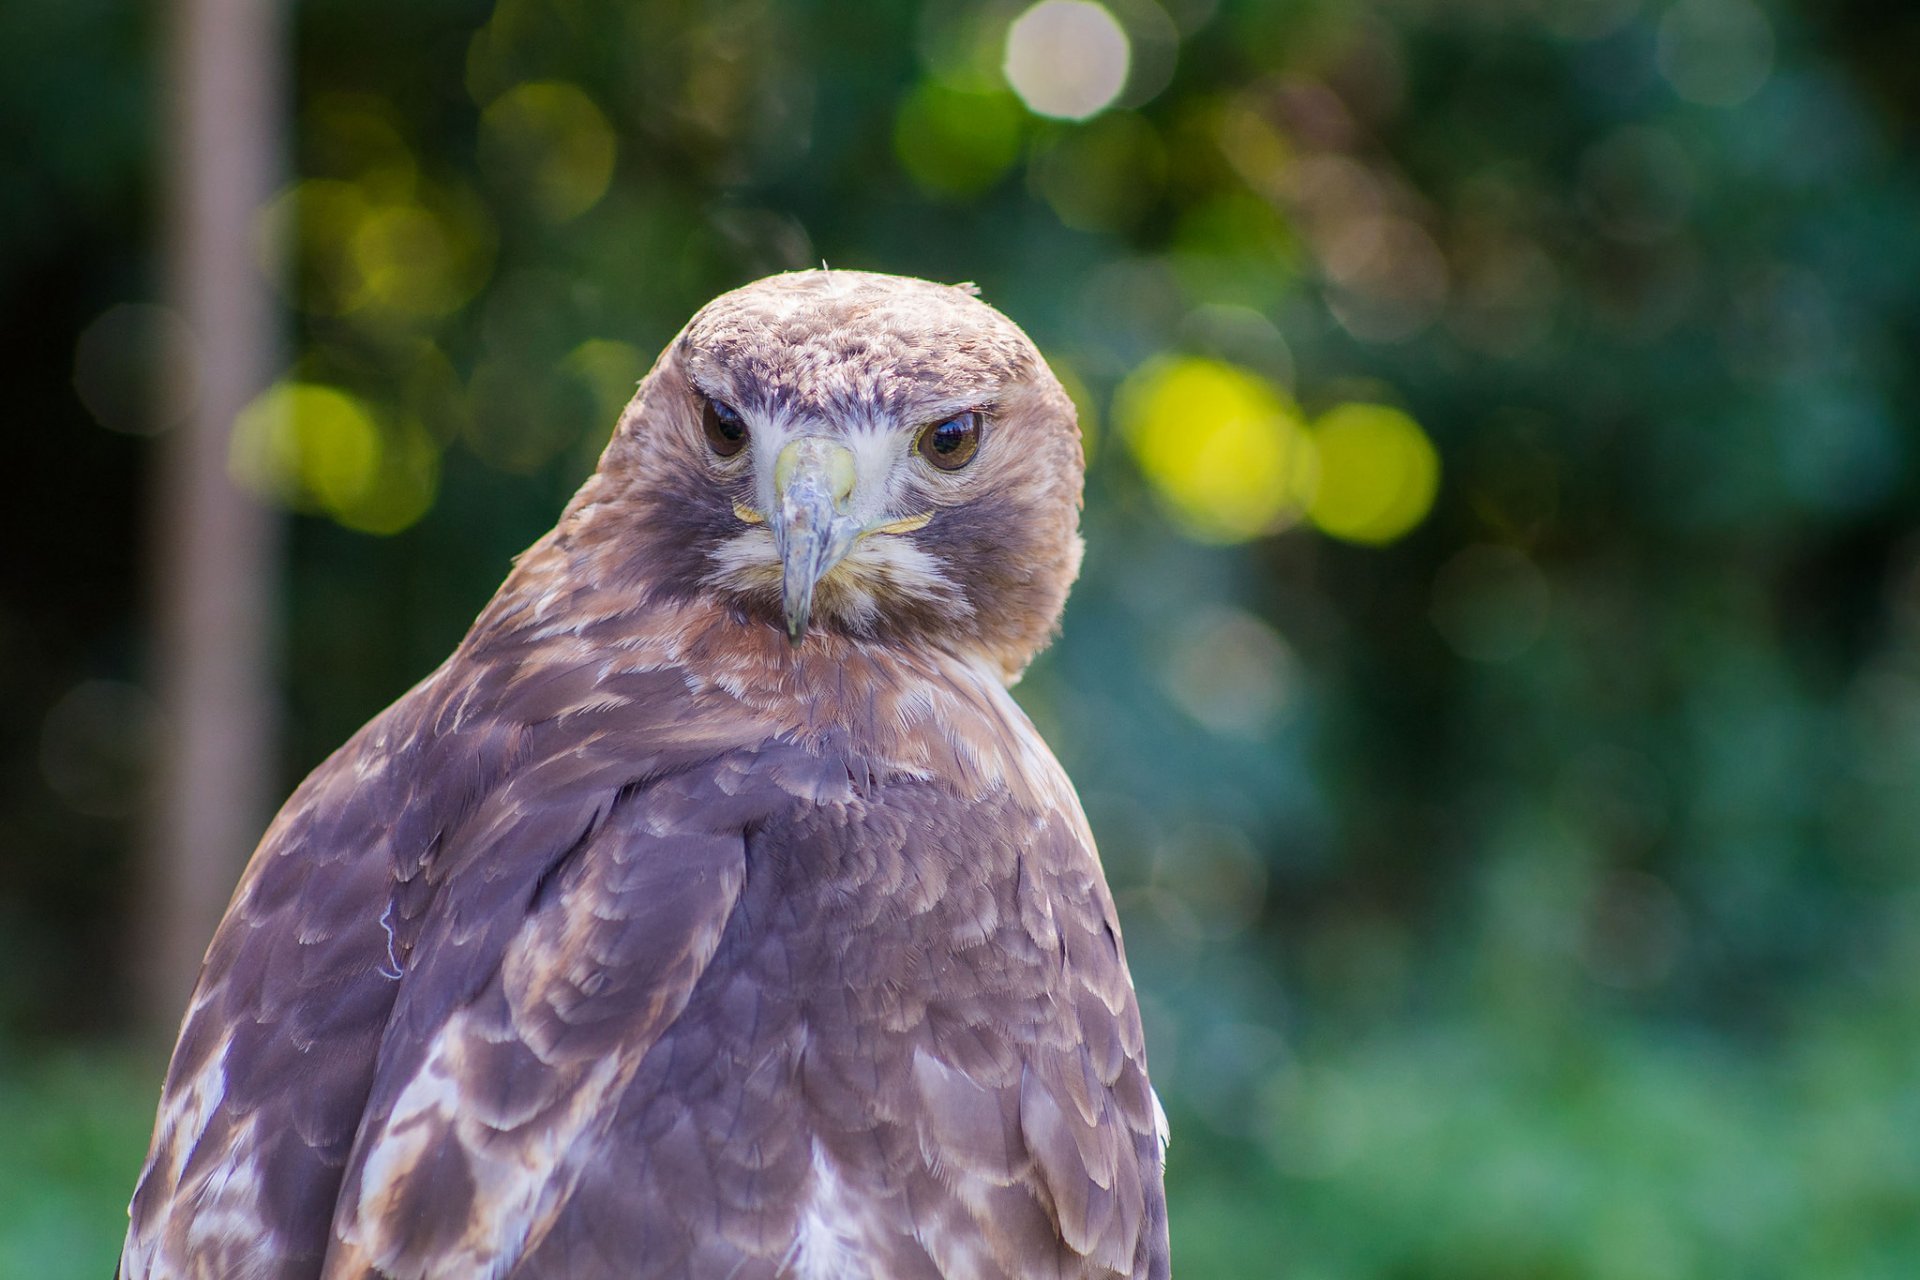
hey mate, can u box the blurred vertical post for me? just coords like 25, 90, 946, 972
142, 0, 286, 1036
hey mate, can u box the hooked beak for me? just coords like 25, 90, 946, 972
772, 437, 861, 644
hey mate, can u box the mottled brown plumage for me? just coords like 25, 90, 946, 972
124, 270, 1169, 1280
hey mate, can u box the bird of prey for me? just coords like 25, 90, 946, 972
123, 269, 1169, 1280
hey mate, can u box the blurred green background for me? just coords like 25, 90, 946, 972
7, 0, 1920, 1275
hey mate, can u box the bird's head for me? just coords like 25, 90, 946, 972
586, 270, 1085, 684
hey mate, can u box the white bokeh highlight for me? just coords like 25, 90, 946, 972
1004, 0, 1131, 121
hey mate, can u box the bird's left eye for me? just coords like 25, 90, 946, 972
917, 411, 982, 471
702, 397, 748, 457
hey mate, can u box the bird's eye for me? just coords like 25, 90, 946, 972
702, 397, 748, 457
917, 411, 982, 471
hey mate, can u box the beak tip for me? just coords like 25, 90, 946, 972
783, 598, 810, 645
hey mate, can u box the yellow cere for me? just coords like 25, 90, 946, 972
1115, 356, 1316, 543
774, 438, 858, 508
230, 381, 440, 535
1305, 403, 1440, 546
868, 512, 934, 536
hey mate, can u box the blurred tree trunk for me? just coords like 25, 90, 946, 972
141, 0, 286, 1039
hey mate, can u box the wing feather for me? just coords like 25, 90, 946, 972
122, 700, 430, 1280
318, 755, 799, 1280
907, 793, 1170, 1280
125, 629, 1169, 1280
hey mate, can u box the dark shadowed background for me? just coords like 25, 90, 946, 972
6, 0, 1920, 1274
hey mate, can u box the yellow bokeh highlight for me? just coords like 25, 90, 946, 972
305, 94, 419, 201
353, 203, 464, 315
478, 81, 618, 222
1115, 356, 1316, 542
231, 382, 440, 535
566, 339, 647, 463
262, 178, 494, 319
1305, 403, 1441, 545
566, 339, 646, 425
231, 383, 376, 512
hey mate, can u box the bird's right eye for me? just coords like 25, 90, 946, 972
702, 398, 748, 457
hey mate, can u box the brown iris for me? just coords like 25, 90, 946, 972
917, 411, 982, 470
702, 397, 747, 456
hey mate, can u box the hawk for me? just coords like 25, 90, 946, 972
123, 270, 1170, 1280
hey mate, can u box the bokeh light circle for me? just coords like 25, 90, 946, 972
1003, 0, 1131, 121
1116, 355, 1315, 542
1306, 403, 1440, 545
231, 382, 439, 535
894, 84, 1025, 199
1656, 0, 1774, 108
478, 81, 618, 222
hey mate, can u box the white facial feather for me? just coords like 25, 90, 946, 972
702, 519, 971, 638
702, 407, 975, 623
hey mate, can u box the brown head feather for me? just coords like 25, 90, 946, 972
561, 270, 1085, 684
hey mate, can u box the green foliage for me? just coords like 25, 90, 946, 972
0, 1053, 156, 1280
1159, 975, 1920, 1279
